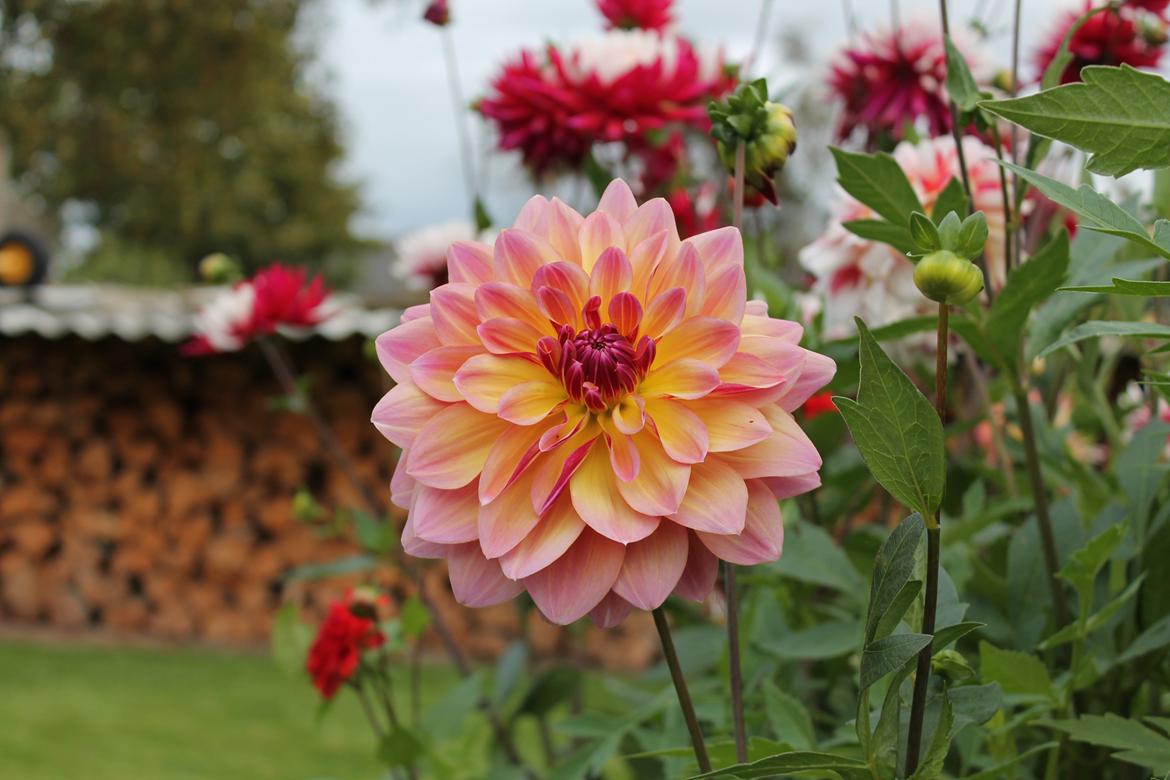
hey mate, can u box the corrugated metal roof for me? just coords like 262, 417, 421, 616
0, 285, 400, 342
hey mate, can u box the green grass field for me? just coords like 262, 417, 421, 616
0, 639, 458, 780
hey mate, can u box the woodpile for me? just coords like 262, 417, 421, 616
0, 335, 660, 669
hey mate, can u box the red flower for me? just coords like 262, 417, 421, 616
1034, 3, 1165, 84
1128, 0, 1169, 14
596, 0, 674, 31
802, 392, 838, 419
667, 184, 722, 239
306, 598, 385, 699
422, 0, 450, 26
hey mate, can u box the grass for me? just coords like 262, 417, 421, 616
0, 639, 459, 780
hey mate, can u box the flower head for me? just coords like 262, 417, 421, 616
306, 596, 386, 699
799, 135, 1004, 339
423, 0, 450, 26
709, 79, 797, 203
597, 0, 675, 31
1034, 2, 1166, 84
829, 21, 988, 145
396, 221, 492, 291
183, 263, 332, 355
372, 179, 835, 626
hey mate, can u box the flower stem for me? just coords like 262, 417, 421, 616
725, 563, 748, 762
904, 303, 949, 775
733, 140, 746, 231
440, 26, 478, 208
652, 607, 712, 773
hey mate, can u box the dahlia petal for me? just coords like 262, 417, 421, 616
570, 444, 660, 543
409, 345, 482, 402
669, 458, 748, 535
697, 480, 784, 565
673, 531, 719, 602
655, 317, 741, 368
401, 303, 431, 322
448, 542, 525, 607
429, 284, 481, 346
642, 287, 687, 339
597, 179, 638, 223
390, 455, 416, 510
692, 399, 774, 452
628, 231, 671, 297
716, 351, 787, 392
454, 353, 548, 414
589, 591, 634, 628
478, 471, 541, 559
531, 432, 595, 515
775, 350, 838, 412
497, 379, 567, 425
741, 313, 803, 343
376, 318, 441, 384
447, 241, 494, 285
412, 483, 480, 544
615, 432, 691, 516
623, 197, 679, 251
478, 420, 552, 504
407, 404, 508, 489
579, 211, 624, 273
760, 472, 822, 500
523, 529, 625, 625
533, 261, 590, 314
589, 247, 633, 306
611, 394, 646, 435
606, 429, 640, 483
499, 495, 586, 580
494, 229, 558, 286
640, 359, 721, 400
477, 317, 546, 355
475, 282, 550, 333
401, 514, 448, 559
513, 195, 550, 233
647, 243, 705, 314
716, 407, 822, 479
644, 397, 708, 463
684, 226, 743, 271
613, 521, 689, 610
608, 292, 643, 340
372, 382, 447, 449
701, 264, 747, 324
546, 198, 585, 265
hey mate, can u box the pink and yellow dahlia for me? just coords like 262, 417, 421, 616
372, 180, 834, 626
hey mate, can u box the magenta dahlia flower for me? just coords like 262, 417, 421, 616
372, 179, 835, 626
597, 0, 675, 31
1034, 2, 1165, 84
829, 21, 988, 145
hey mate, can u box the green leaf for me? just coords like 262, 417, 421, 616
271, 602, 311, 678
831, 147, 924, 226
932, 620, 984, 652
824, 315, 937, 347
399, 595, 430, 640
910, 211, 941, 251
282, 553, 380, 582
1038, 321, 1170, 358
764, 682, 816, 750
979, 641, 1054, 702
1000, 162, 1170, 260
985, 231, 1070, 368
932, 177, 969, 223
687, 750, 870, 779
955, 212, 990, 258
774, 520, 864, 594
909, 690, 955, 779
379, 726, 425, 769
1059, 523, 1126, 611
834, 319, 945, 520
965, 742, 1060, 779
981, 66, 1170, 177
842, 218, 918, 255
865, 513, 926, 642
1045, 714, 1170, 772
1061, 278, 1170, 296
950, 682, 1003, 726
492, 641, 527, 706
944, 36, 985, 112
860, 633, 933, 691
872, 580, 923, 641
762, 620, 861, 661
1119, 614, 1170, 663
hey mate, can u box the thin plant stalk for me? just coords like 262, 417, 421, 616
652, 607, 712, 773
1009, 0, 1023, 270
744, 0, 776, 78
726, 139, 749, 764
440, 26, 478, 208
904, 304, 949, 776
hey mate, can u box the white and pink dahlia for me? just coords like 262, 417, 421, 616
371, 179, 834, 626
800, 135, 1006, 341
395, 220, 491, 291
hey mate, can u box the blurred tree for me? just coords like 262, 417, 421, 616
0, 0, 361, 279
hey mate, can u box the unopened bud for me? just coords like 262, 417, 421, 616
1141, 16, 1168, 47
423, 0, 450, 26
347, 587, 382, 621
708, 79, 797, 204
198, 252, 241, 284
914, 250, 984, 305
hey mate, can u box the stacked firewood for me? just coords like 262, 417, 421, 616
0, 335, 658, 669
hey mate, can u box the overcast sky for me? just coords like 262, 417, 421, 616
316, 0, 1070, 241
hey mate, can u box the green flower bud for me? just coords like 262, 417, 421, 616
913, 250, 984, 305
708, 79, 797, 204
198, 252, 242, 284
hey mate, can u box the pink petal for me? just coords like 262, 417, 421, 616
474, 282, 551, 334
640, 359, 721, 400
669, 458, 748, 535
407, 403, 509, 489
697, 480, 784, 565
589, 246, 633, 307
376, 318, 441, 385
589, 591, 634, 628
579, 211, 624, 273
701, 264, 747, 325
605, 428, 640, 482
760, 472, 822, 500
775, 351, 837, 412
494, 229, 558, 287
683, 226, 743, 271
532, 261, 590, 315
716, 407, 822, 479
647, 244, 704, 314
478, 471, 541, 558
454, 353, 548, 414
628, 230, 671, 296
401, 303, 430, 322
523, 529, 625, 624
644, 397, 709, 463
597, 179, 638, 224
530, 430, 594, 515
656, 317, 741, 369
616, 432, 691, 516
447, 241, 494, 285
623, 197, 679, 252
499, 495, 586, 580
692, 399, 774, 452
497, 379, 567, 425
448, 543, 525, 607
477, 317, 545, 355
402, 514, 448, 559
513, 195, 550, 232
741, 313, 803, 343
478, 421, 552, 504
613, 521, 689, 610
410, 345, 482, 402
610, 394, 646, 435
546, 198, 585, 265
642, 288, 687, 339
391, 456, 417, 510
412, 483, 480, 544
372, 382, 447, 449
570, 443, 660, 543
430, 284, 481, 346
673, 531, 720, 602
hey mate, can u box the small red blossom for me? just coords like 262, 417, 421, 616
1034, 3, 1165, 84
423, 0, 450, 26
306, 598, 385, 699
667, 185, 722, 239
596, 0, 674, 31
802, 392, 838, 419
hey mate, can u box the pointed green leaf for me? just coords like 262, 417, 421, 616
865, 513, 926, 642
1045, 714, 1170, 772
841, 218, 918, 255
979, 641, 1055, 702
831, 147, 923, 226
861, 633, 933, 691
687, 750, 870, 779
1038, 321, 1170, 358
945, 36, 984, 112
932, 177, 969, 223
1061, 278, 1170, 296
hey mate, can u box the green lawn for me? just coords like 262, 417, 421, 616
0, 639, 457, 780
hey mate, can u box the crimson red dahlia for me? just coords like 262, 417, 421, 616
1034, 2, 1166, 84
306, 598, 385, 699
596, 0, 675, 31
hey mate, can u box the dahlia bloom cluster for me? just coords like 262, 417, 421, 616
828, 21, 990, 146
1034, 0, 1168, 84
597, 0, 674, 31
800, 135, 1005, 340
372, 180, 834, 626
184, 264, 333, 355
306, 596, 386, 699
479, 30, 733, 177
395, 220, 493, 291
